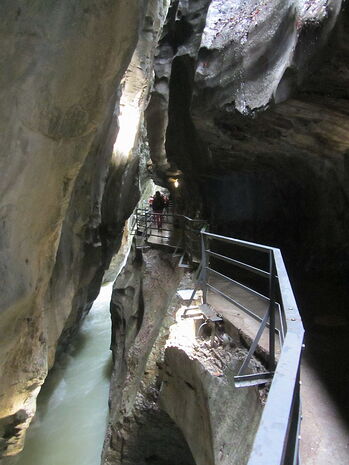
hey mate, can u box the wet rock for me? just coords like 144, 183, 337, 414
102, 245, 182, 464
0, 0, 168, 455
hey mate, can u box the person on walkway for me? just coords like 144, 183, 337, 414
163, 194, 169, 212
151, 191, 165, 230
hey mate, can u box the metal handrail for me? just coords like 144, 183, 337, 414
136, 208, 207, 265
199, 229, 304, 465
134, 209, 304, 465
206, 249, 270, 278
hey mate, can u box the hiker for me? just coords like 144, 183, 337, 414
163, 194, 169, 211
151, 191, 165, 230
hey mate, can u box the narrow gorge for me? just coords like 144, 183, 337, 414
0, 1, 348, 464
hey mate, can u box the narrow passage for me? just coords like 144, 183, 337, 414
9, 284, 113, 465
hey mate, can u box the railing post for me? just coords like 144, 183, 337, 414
285, 367, 302, 465
187, 220, 193, 265
145, 210, 149, 242
180, 215, 185, 252
201, 230, 208, 304
268, 251, 276, 371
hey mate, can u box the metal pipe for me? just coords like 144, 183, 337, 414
205, 283, 265, 324
277, 303, 285, 345
197, 321, 208, 338
237, 307, 271, 377
201, 231, 208, 304
206, 267, 270, 302
206, 249, 270, 278
202, 230, 275, 253
269, 252, 276, 370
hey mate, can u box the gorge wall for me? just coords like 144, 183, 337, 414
1, 0, 349, 462
103, 267, 265, 465
0, 0, 169, 456
144, 0, 349, 422
102, 246, 182, 464
146, 0, 349, 326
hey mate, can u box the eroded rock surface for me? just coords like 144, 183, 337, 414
102, 245, 182, 464
160, 312, 264, 465
146, 0, 349, 323
0, 0, 169, 455
103, 270, 265, 465
142, 2, 349, 455
1, 0, 349, 460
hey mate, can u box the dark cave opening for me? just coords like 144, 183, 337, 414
118, 404, 196, 465
195, 165, 349, 423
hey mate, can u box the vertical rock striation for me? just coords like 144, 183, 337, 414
0, 0, 169, 456
1, 0, 349, 460
102, 245, 182, 464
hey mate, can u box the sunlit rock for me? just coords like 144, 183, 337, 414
1, 0, 349, 460
0, 0, 167, 455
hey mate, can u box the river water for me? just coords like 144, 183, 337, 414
11, 283, 113, 465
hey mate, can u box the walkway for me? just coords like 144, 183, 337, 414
138, 210, 349, 464
205, 275, 349, 465
146, 213, 181, 248
300, 353, 349, 465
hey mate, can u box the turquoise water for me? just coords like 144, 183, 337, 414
12, 283, 113, 465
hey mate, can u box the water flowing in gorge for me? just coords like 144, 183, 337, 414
1, 2, 348, 464
10, 284, 113, 465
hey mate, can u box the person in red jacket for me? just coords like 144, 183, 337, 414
151, 191, 165, 230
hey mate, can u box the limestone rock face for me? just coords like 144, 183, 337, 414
103, 268, 264, 465
149, 0, 344, 175
146, 0, 349, 312
0, 0, 169, 456
159, 307, 264, 465
160, 346, 262, 465
102, 245, 182, 464
1, 0, 348, 458
143, 0, 349, 426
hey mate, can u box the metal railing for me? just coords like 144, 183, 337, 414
196, 228, 304, 465
135, 208, 207, 266
134, 209, 304, 465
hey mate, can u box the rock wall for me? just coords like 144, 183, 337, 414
1, 0, 348, 460
142, 0, 349, 432
159, 306, 264, 465
0, 0, 169, 456
161, 346, 262, 465
102, 245, 182, 464
148, 0, 344, 175
103, 268, 264, 465
146, 0, 349, 317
